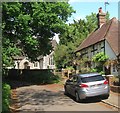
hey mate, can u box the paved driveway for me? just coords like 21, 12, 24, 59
14, 84, 118, 112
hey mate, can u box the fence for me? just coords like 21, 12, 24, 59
54, 69, 77, 78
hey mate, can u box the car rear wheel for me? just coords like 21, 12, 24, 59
101, 94, 109, 100
64, 87, 68, 95
75, 92, 81, 102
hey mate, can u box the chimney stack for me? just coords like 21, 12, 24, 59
97, 7, 106, 28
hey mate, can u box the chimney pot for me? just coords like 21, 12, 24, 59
99, 7, 102, 13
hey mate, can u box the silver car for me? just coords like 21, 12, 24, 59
64, 73, 110, 102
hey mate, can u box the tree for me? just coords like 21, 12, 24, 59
106, 11, 110, 22
2, 2, 75, 69
54, 12, 110, 69
54, 42, 75, 68
2, 2, 75, 112
54, 13, 98, 68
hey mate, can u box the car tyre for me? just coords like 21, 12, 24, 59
75, 92, 81, 102
101, 94, 109, 100
64, 87, 68, 95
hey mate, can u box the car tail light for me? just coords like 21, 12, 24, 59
104, 80, 108, 84
80, 84, 88, 88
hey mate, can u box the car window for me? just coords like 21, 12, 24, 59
67, 76, 74, 82
73, 76, 78, 82
81, 75, 104, 83
78, 77, 82, 83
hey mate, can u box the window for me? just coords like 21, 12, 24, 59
49, 55, 54, 65
34, 62, 38, 67
94, 44, 98, 50
51, 56, 54, 65
73, 76, 78, 82
92, 51, 94, 56
51, 57, 53, 65
81, 75, 104, 83
113, 65, 116, 72
100, 42, 104, 52
49, 58, 51, 65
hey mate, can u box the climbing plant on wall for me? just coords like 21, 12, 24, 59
92, 52, 109, 74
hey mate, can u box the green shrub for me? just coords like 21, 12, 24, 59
90, 68, 105, 75
99, 71, 105, 75
90, 68, 97, 72
65, 66, 74, 70
2, 83, 11, 112
92, 52, 109, 62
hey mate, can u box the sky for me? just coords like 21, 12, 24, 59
55, 1, 119, 43
67, 1, 119, 23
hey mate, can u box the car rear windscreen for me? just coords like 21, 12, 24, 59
81, 75, 104, 83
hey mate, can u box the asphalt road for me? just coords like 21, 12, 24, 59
14, 84, 118, 112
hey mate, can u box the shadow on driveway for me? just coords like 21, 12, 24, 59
17, 87, 102, 110
17, 88, 80, 112
5, 79, 36, 89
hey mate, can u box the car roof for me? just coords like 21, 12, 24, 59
77, 72, 101, 78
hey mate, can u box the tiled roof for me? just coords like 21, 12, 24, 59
76, 17, 120, 56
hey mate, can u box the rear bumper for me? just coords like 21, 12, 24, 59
78, 89, 110, 99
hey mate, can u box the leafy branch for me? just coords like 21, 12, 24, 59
92, 52, 109, 62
